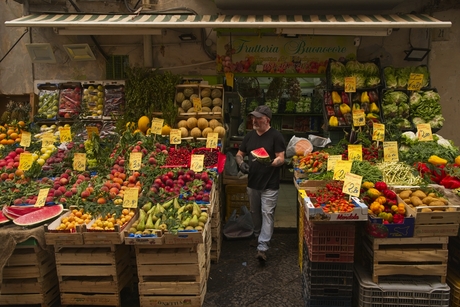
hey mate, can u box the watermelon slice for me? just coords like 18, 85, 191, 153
4, 205, 41, 219
13, 204, 64, 227
251, 147, 272, 164
0, 210, 10, 225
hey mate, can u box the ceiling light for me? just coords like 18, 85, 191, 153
277, 28, 393, 37
26, 43, 56, 63
55, 27, 162, 36
179, 33, 197, 41
404, 47, 430, 61
63, 44, 96, 61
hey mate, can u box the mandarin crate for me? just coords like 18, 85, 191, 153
0, 240, 59, 307
82, 210, 137, 245
448, 269, 460, 307
362, 234, 448, 283
354, 263, 450, 307
44, 211, 84, 245
225, 184, 250, 221
55, 244, 132, 306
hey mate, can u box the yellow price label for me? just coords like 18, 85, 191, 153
333, 160, 353, 181
417, 123, 433, 141
372, 123, 385, 142
123, 188, 139, 208
352, 109, 366, 127
41, 133, 54, 147
383, 141, 399, 162
170, 129, 182, 145
20, 131, 31, 147
206, 132, 218, 149
60, 126, 72, 143
344, 76, 356, 93
18, 153, 33, 171
225, 72, 234, 88
407, 73, 424, 91
86, 126, 99, 138
342, 173, 363, 197
193, 98, 202, 112
190, 154, 204, 172
327, 155, 342, 171
151, 118, 164, 135
73, 153, 87, 171
35, 188, 50, 208
348, 144, 362, 161
129, 152, 143, 170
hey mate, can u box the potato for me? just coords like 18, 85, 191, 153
399, 190, 412, 199
438, 197, 449, 205
403, 198, 412, 204
446, 207, 458, 212
422, 197, 435, 205
429, 201, 445, 207
412, 190, 427, 199
428, 192, 437, 198
410, 196, 423, 207
432, 209, 445, 212
421, 208, 432, 212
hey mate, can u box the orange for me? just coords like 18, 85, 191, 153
97, 197, 107, 205
9, 132, 18, 140
6, 139, 14, 145
6, 129, 14, 136
0, 139, 7, 145
0, 133, 6, 140
15, 138, 21, 143
18, 121, 25, 128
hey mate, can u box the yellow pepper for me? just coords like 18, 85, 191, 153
332, 91, 342, 104
361, 91, 370, 103
428, 155, 448, 166
362, 182, 374, 189
339, 103, 351, 114
367, 188, 381, 200
375, 196, 387, 205
397, 203, 406, 214
370, 102, 379, 114
328, 116, 338, 127
455, 155, 460, 166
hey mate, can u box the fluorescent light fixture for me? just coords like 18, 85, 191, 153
277, 28, 393, 37
63, 44, 96, 61
179, 33, 197, 41
26, 43, 56, 63
55, 27, 162, 36
404, 47, 430, 61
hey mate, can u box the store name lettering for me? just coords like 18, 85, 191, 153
233, 39, 279, 54
285, 40, 347, 55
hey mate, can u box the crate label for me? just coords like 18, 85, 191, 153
383, 141, 399, 162
42, 133, 54, 147
19, 153, 33, 171
190, 154, 204, 172
343, 173, 362, 197
372, 123, 385, 141
129, 152, 142, 170
407, 73, 424, 91
20, 131, 31, 147
60, 126, 72, 143
344, 77, 356, 92
333, 160, 352, 181
327, 155, 342, 171
73, 153, 86, 171
193, 98, 202, 112
151, 118, 164, 135
35, 188, 50, 207
352, 109, 365, 127
206, 133, 218, 148
170, 129, 181, 145
123, 188, 138, 208
348, 144, 362, 161
417, 123, 433, 141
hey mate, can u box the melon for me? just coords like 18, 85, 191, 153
209, 119, 222, 129
187, 108, 196, 114
179, 127, 189, 137
183, 87, 195, 98
190, 127, 202, 138
177, 120, 188, 128
197, 118, 209, 130
176, 92, 185, 103
251, 147, 271, 164
295, 139, 313, 156
212, 98, 222, 107
213, 126, 226, 138
201, 107, 211, 112
186, 117, 198, 129
190, 94, 199, 101
200, 88, 211, 98
137, 116, 150, 133
201, 97, 212, 108
0, 210, 10, 225
181, 99, 192, 111
3, 205, 41, 219
201, 127, 213, 138
161, 125, 171, 135
211, 88, 222, 99
13, 204, 64, 227
212, 106, 222, 113
178, 107, 185, 114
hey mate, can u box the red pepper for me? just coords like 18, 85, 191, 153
440, 175, 460, 189
392, 213, 405, 224
341, 92, 350, 105
374, 182, 388, 192
383, 189, 397, 200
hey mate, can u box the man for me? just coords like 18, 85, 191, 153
235, 105, 286, 262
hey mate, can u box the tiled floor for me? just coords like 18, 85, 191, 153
274, 182, 298, 228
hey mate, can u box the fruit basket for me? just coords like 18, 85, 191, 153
35, 83, 59, 121
103, 81, 125, 119
81, 81, 104, 119
191, 147, 220, 169
58, 82, 82, 119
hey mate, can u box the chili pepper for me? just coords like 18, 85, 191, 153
374, 182, 388, 192
440, 175, 460, 189
383, 189, 397, 200
392, 213, 405, 224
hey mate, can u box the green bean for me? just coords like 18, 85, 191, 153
376, 162, 424, 186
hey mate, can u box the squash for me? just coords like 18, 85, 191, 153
186, 117, 198, 129
197, 118, 209, 130
213, 126, 225, 138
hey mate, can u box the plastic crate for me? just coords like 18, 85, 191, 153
354, 263, 450, 307
304, 295, 352, 307
448, 269, 460, 307
225, 185, 250, 221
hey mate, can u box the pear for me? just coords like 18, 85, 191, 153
145, 212, 154, 229
142, 202, 153, 212
189, 215, 199, 227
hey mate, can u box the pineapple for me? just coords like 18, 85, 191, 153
10, 101, 20, 122
0, 101, 14, 124
17, 101, 31, 122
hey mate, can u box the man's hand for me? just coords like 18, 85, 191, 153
239, 162, 249, 174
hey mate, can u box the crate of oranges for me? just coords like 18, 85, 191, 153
45, 208, 91, 245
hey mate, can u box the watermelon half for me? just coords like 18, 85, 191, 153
13, 204, 64, 227
3, 205, 42, 220
251, 147, 271, 164
0, 210, 10, 225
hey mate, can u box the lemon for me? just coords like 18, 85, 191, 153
36, 158, 45, 166
137, 116, 150, 133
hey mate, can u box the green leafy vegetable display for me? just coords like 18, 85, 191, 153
383, 65, 430, 89
410, 90, 444, 128
329, 59, 381, 89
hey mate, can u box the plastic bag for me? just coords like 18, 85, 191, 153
286, 135, 313, 158
308, 135, 331, 148
223, 206, 254, 239
224, 152, 239, 176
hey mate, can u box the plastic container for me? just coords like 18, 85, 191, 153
225, 185, 249, 221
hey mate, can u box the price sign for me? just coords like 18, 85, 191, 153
333, 160, 352, 181
342, 173, 363, 197
352, 109, 365, 127
344, 76, 356, 93
151, 118, 164, 135
18, 153, 33, 171
60, 126, 72, 143
129, 152, 142, 170
327, 155, 342, 171
372, 123, 385, 142
206, 132, 218, 149
86, 126, 99, 138
190, 154, 204, 172
20, 131, 31, 147
35, 188, 50, 208
225, 72, 234, 88
417, 123, 433, 141
192, 98, 202, 112
73, 153, 87, 171
170, 129, 182, 145
348, 144, 362, 161
123, 188, 139, 208
407, 73, 424, 91
41, 133, 54, 147
383, 141, 399, 162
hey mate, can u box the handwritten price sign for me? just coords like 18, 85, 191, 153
383, 141, 399, 162
327, 155, 342, 171
170, 129, 182, 145
19, 153, 33, 171
342, 173, 363, 197
352, 110, 365, 127
86, 126, 99, 139
73, 153, 87, 171
20, 131, 31, 147
60, 126, 72, 143
129, 152, 142, 170
348, 144, 362, 161
190, 154, 204, 172
192, 98, 202, 112
206, 132, 218, 149
123, 188, 139, 208
344, 77, 356, 93
417, 123, 433, 141
372, 123, 385, 142
35, 188, 50, 208
151, 118, 164, 135
333, 160, 352, 181
407, 73, 424, 91
42, 133, 54, 147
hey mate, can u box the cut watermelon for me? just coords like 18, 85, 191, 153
13, 204, 64, 227
0, 210, 10, 225
251, 147, 272, 165
4, 205, 41, 219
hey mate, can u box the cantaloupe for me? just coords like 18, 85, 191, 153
176, 92, 185, 103
201, 97, 212, 108
201, 127, 213, 138
211, 89, 222, 99
186, 117, 198, 129
179, 127, 189, 137
200, 88, 211, 97
201, 107, 211, 112
177, 120, 188, 128
209, 119, 222, 129
190, 94, 199, 101
183, 87, 195, 97
190, 127, 202, 138
187, 107, 196, 113
181, 100, 192, 111
213, 126, 225, 138
197, 118, 209, 130
178, 107, 185, 113
212, 98, 222, 107
212, 106, 222, 113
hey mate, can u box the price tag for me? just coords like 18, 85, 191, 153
383, 141, 399, 162
344, 76, 356, 93
407, 73, 424, 91
151, 118, 164, 135
206, 132, 218, 149
35, 188, 50, 208
170, 129, 182, 145
123, 188, 139, 208
86, 126, 99, 138
41, 133, 54, 147
192, 98, 202, 112
333, 160, 352, 181
73, 153, 87, 171
342, 173, 363, 197
352, 109, 366, 127
327, 155, 342, 171
190, 154, 204, 172
20, 131, 31, 147
60, 126, 72, 143
18, 153, 33, 171
348, 144, 362, 161
417, 123, 433, 141
129, 152, 143, 170
372, 123, 385, 142
225, 72, 234, 88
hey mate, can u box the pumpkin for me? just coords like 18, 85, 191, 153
294, 139, 313, 156
211, 88, 222, 99
190, 127, 202, 138
201, 97, 212, 108
212, 98, 222, 107
181, 99, 192, 111
200, 88, 211, 97
197, 118, 209, 130
176, 92, 185, 103
213, 126, 225, 138
183, 87, 195, 97
186, 117, 198, 129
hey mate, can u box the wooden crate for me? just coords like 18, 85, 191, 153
363, 235, 448, 283
44, 212, 85, 245
415, 223, 459, 237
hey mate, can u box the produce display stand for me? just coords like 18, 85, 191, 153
209, 182, 223, 263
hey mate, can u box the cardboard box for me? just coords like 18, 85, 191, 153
366, 214, 415, 238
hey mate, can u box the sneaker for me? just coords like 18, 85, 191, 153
256, 250, 267, 262
249, 238, 258, 247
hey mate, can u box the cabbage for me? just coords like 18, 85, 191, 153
412, 117, 426, 125
396, 67, 411, 87
383, 104, 398, 117
397, 118, 412, 129
330, 61, 346, 76
437, 137, 452, 149
429, 114, 445, 129
409, 92, 422, 107
366, 76, 381, 88
346, 60, 364, 74
383, 66, 395, 78
364, 62, 379, 76
382, 91, 409, 105
352, 73, 366, 89
414, 65, 430, 88
331, 75, 344, 87
398, 102, 409, 118
422, 90, 440, 104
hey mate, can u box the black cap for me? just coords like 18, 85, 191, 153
249, 105, 272, 119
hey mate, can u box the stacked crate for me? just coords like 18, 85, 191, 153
210, 182, 222, 263
0, 239, 59, 307
448, 236, 460, 306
